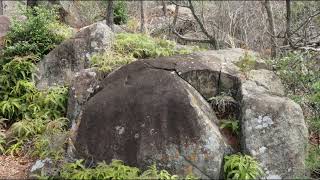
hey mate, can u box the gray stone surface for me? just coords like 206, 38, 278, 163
0, 15, 10, 49
241, 79, 308, 179
67, 49, 307, 179
36, 22, 114, 89
75, 60, 231, 179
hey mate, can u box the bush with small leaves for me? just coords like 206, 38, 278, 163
2, 5, 72, 61
113, 1, 128, 25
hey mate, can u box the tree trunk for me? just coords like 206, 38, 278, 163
161, 0, 167, 16
106, 0, 114, 31
263, 0, 277, 58
0, 0, 3, 15
173, 5, 179, 27
284, 0, 291, 45
140, 0, 145, 33
27, 0, 38, 7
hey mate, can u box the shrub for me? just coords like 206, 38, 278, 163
2, 5, 72, 62
273, 52, 319, 95
235, 52, 257, 72
224, 153, 263, 179
114, 1, 128, 25
306, 145, 320, 178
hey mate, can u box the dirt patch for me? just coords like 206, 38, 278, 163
0, 155, 35, 179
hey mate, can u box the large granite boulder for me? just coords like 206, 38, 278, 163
71, 49, 307, 179
36, 22, 114, 89
241, 70, 308, 178
74, 60, 231, 179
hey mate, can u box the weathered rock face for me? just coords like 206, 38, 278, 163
66, 68, 101, 124
75, 60, 231, 179
36, 22, 114, 89
0, 15, 10, 49
241, 70, 308, 178
1, 1, 26, 19
71, 49, 307, 179
59, 1, 106, 28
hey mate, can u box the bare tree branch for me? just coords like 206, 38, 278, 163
187, 0, 218, 49
172, 29, 212, 43
291, 10, 320, 35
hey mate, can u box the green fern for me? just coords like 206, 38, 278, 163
224, 153, 263, 180
0, 98, 22, 120
220, 118, 240, 135
58, 159, 196, 180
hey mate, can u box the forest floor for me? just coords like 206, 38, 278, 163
0, 155, 34, 179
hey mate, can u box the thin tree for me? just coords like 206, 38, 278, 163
284, 0, 291, 45
161, 0, 167, 16
263, 0, 277, 58
0, 0, 3, 15
140, 0, 145, 33
106, 0, 114, 31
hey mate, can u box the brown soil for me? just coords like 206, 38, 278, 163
221, 128, 241, 152
0, 155, 35, 179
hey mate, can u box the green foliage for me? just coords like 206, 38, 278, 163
235, 52, 256, 72
0, 119, 6, 154
273, 51, 320, 179
32, 121, 68, 161
2, 5, 71, 62
90, 51, 135, 73
306, 145, 320, 177
48, 22, 74, 41
90, 33, 200, 73
220, 118, 240, 135
115, 33, 183, 59
0, 5, 70, 159
114, 1, 128, 25
139, 164, 179, 180
273, 52, 319, 96
0, 56, 37, 90
40, 159, 197, 180
0, 98, 22, 120
224, 153, 263, 180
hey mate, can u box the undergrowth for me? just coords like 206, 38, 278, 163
0, 5, 70, 159
235, 51, 257, 72
90, 33, 200, 73
224, 153, 263, 179
0, 5, 73, 65
272, 51, 320, 178
36, 159, 197, 180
